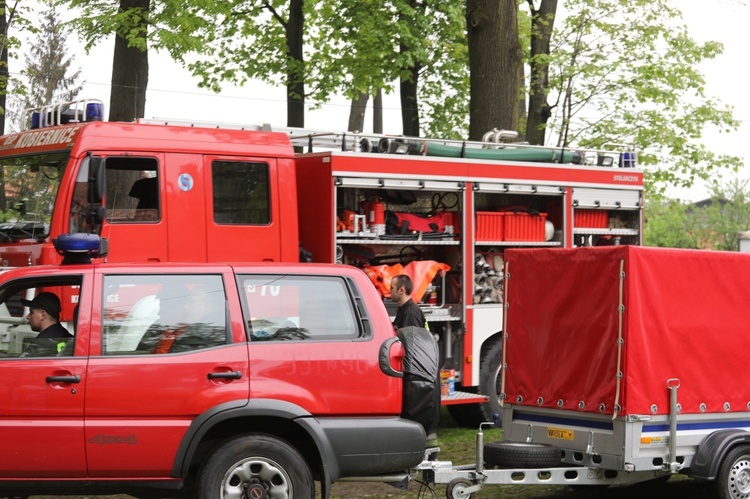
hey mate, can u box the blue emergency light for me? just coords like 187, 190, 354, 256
28, 99, 104, 130
620, 151, 637, 168
52, 233, 108, 264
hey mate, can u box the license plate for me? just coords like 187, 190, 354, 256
546, 427, 574, 440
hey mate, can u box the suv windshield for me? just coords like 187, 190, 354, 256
0, 152, 69, 241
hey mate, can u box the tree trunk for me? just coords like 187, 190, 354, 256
525, 0, 557, 145
286, 0, 304, 127
399, 0, 420, 137
466, 0, 521, 141
348, 91, 369, 132
0, 1, 7, 210
373, 88, 383, 133
0, 0, 7, 136
400, 65, 419, 137
109, 0, 149, 122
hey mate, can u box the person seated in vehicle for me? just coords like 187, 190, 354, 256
22, 292, 72, 339
21, 292, 73, 356
129, 174, 159, 210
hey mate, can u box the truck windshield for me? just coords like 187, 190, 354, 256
0, 152, 69, 242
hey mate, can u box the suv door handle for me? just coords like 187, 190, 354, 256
46, 375, 81, 384
207, 370, 242, 380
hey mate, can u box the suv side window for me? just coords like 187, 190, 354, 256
102, 274, 228, 355
239, 275, 360, 341
212, 161, 270, 225
0, 278, 80, 358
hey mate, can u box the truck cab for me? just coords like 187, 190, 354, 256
0, 104, 300, 266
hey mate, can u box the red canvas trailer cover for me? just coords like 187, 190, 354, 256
503, 246, 750, 417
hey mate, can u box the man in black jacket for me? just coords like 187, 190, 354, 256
23, 292, 72, 339
390, 274, 426, 330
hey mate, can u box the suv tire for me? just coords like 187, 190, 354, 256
198, 433, 314, 499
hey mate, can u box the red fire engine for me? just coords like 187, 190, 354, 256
0, 98, 643, 425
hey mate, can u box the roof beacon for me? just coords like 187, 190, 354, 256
26, 98, 104, 130
52, 233, 108, 264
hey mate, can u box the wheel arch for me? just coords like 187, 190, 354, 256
171, 399, 337, 496
480, 331, 503, 359
689, 429, 750, 480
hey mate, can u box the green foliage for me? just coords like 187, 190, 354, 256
58, 0, 741, 201
546, 0, 741, 196
64, 0, 213, 56
645, 176, 750, 251
6, 1, 82, 132
698, 178, 750, 251
177, 0, 468, 135
644, 195, 698, 248
416, 0, 469, 138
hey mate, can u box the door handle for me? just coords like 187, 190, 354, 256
207, 370, 242, 380
46, 375, 81, 384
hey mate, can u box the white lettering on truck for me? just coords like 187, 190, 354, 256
1, 126, 80, 150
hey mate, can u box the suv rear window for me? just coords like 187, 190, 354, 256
102, 274, 229, 355
239, 275, 361, 341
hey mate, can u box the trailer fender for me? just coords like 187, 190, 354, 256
689, 429, 750, 480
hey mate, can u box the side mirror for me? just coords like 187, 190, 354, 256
88, 155, 105, 204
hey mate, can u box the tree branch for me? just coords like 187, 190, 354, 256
262, 2, 287, 30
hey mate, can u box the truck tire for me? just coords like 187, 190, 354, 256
198, 433, 314, 499
478, 339, 503, 423
716, 444, 750, 499
484, 442, 561, 469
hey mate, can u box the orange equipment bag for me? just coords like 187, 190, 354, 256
364, 260, 451, 302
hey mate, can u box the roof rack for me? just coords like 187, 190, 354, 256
137, 119, 638, 168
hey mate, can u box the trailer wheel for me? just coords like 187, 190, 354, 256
716, 444, 750, 499
197, 433, 314, 499
484, 441, 562, 469
478, 340, 503, 423
446, 478, 476, 499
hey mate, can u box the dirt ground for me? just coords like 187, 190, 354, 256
25, 474, 716, 498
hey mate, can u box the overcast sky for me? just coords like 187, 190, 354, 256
13, 1, 748, 202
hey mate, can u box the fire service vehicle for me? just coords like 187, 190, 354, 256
0, 98, 643, 426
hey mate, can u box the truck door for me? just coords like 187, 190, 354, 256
203, 156, 283, 262
0, 273, 90, 477
70, 154, 169, 263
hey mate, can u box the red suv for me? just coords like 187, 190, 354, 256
0, 242, 433, 498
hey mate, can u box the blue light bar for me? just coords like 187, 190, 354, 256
25, 98, 105, 130
52, 233, 108, 264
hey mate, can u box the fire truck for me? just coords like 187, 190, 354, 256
0, 98, 644, 426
